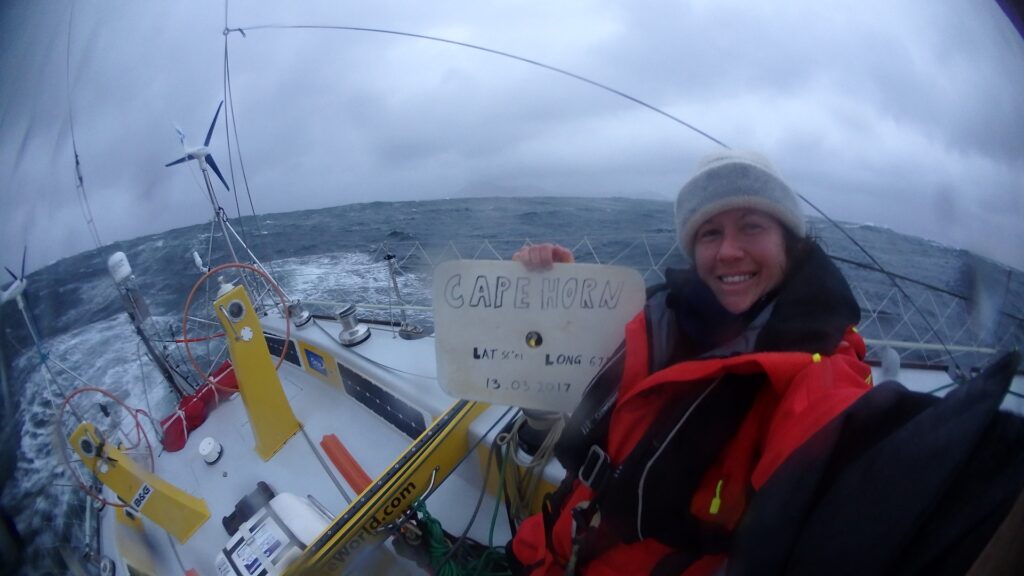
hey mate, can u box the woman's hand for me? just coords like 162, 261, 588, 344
512, 243, 575, 271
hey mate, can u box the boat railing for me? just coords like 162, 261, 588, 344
26, 488, 97, 575
277, 234, 1023, 374
851, 282, 1023, 372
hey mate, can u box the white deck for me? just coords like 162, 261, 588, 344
880, 365, 1024, 415
97, 312, 1023, 575
100, 318, 514, 576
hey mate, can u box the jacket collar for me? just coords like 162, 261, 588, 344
665, 241, 860, 357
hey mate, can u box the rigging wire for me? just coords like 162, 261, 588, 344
213, 18, 986, 376
221, 38, 249, 248
65, 0, 102, 248
46, 4, 1013, 384
187, 162, 215, 204
222, 0, 276, 277
833, 255, 986, 305
135, 340, 158, 438
8, 298, 88, 425
206, 218, 216, 274
222, 23, 729, 149
222, 46, 259, 231
798, 194, 965, 376
55, 386, 157, 509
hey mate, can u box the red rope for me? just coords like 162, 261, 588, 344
181, 262, 292, 394
174, 332, 225, 343
59, 387, 156, 509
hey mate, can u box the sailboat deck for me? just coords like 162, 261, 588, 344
102, 319, 515, 575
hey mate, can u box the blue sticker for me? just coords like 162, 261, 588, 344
305, 349, 327, 376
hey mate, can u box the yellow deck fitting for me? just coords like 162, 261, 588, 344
70, 422, 210, 543
214, 283, 301, 460
115, 506, 144, 531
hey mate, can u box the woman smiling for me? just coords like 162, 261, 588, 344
691, 209, 789, 315
510, 150, 875, 575
508, 150, 1024, 576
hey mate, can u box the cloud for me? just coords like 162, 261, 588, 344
1, 0, 1022, 274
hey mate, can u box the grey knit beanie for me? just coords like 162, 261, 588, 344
675, 150, 805, 258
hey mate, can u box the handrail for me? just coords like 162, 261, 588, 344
302, 299, 433, 312
863, 339, 998, 355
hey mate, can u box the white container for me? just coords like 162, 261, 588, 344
199, 437, 222, 465
213, 493, 330, 575
106, 252, 133, 284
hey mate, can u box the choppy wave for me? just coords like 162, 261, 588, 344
2, 314, 176, 574
1, 196, 1022, 575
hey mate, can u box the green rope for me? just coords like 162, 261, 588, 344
488, 439, 510, 547
412, 500, 512, 576
411, 441, 514, 576
413, 500, 459, 576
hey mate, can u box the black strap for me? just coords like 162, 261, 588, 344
569, 499, 620, 571
554, 343, 625, 474
542, 376, 756, 573
597, 374, 759, 547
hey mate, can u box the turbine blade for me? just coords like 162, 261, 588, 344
20, 246, 26, 277
165, 156, 190, 167
175, 125, 186, 146
4, 266, 15, 281
205, 101, 224, 147
206, 155, 230, 190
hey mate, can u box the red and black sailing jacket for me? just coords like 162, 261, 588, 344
512, 243, 874, 576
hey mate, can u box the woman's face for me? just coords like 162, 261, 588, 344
694, 208, 788, 314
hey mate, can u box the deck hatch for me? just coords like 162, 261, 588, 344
338, 363, 427, 438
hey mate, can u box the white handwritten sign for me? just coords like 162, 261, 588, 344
433, 261, 645, 412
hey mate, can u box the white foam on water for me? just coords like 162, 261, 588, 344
1, 313, 177, 561
267, 251, 434, 319
1, 252, 426, 571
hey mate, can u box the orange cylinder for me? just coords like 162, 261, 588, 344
320, 434, 372, 495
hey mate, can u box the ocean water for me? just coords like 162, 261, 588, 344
1, 196, 1022, 574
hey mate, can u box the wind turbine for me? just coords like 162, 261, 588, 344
165, 100, 230, 191
1, 246, 30, 422
2, 246, 74, 409
163, 102, 294, 312
166, 100, 241, 263
3, 246, 55, 375
2, 247, 30, 321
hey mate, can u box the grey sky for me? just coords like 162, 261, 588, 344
1, 0, 1022, 275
